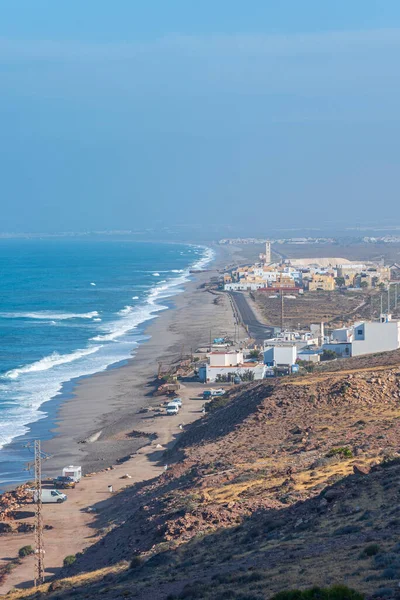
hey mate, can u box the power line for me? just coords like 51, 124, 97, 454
34, 440, 45, 586
26, 440, 51, 587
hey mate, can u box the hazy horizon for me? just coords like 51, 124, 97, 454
2, 1, 400, 233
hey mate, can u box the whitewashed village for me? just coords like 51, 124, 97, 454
197, 241, 400, 385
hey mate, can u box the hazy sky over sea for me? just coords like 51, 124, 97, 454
2, 1, 400, 234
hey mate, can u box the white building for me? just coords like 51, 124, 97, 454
331, 327, 353, 343
264, 331, 318, 350
297, 349, 320, 363
264, 344, 297, 366
199, 350, 267, 382
209, 350, 244, 367
352, 316, 400, 356
323, 314, 400, 357
203, 362, 266, 382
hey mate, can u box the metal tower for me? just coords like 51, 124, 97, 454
34, 440, 45, 586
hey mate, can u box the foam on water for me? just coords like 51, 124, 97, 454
3, 346, 103, 380
0, 244, 215, 452
0, 310, 99, 321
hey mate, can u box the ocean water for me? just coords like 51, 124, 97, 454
0, 239, 213, 487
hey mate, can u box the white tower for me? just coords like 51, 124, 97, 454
265, 241, 271, 265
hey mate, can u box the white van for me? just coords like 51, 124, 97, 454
33, 489, 67, 504
166, 402, 180, 415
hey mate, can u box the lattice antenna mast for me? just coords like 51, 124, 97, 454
34, 439, 45, 586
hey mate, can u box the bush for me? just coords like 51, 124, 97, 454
178, 581, 211, 598
372, 588, 394, 598
360, 544, 380, 558
326, 447, 353, 459
321, 350, 338, 362
271, 586, 364, 600
129, 556, 143, 569
334, 525, 361, 536
373, 553, 400, 569
63, 554, 76, 567
381, 567, 399, 580
18, 545, 34, 558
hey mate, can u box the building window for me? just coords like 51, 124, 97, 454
357, 329, 363, 335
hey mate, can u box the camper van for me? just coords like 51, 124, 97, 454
166, 402, 180, 415
33, 489, 67, 504
62, 465, 82, 483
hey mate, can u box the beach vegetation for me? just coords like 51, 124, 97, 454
270, 586, 364, 600
326, 447, 353, 459
215, 371, 254, 383
18, 545, 34, 558
63, 554, 77, 567
335, 277, 346, 287
129, 555, 143, 569
248, 349, 262, 360
321, 349, 338, 361
360, 544, 380, 558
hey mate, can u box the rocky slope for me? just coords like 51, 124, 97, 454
7, 359, 400, 600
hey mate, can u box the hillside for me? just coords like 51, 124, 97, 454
7, 357, 400, 600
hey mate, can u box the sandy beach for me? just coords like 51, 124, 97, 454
40, 243, 245, 475
0, 243, 249, 594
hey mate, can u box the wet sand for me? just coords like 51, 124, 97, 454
41, 243, 245, 476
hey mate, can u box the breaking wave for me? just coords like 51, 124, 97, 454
3, 347, 102, 380
0, 311, 100, 321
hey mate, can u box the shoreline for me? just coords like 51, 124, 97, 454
0, 242, 249, 594
0, 243, 245, 491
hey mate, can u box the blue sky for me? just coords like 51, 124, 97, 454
2, 1, 400, 234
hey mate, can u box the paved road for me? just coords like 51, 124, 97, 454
230, 292, 275, 342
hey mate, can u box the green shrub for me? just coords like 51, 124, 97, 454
129, 556, 143, 569
326, 447, 353, 459
18, 545, 34, 558
271, 585, 364, 600
360, 544, 380, 558
63, 554, 76, 567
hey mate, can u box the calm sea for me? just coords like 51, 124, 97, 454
0, 239, 213, 487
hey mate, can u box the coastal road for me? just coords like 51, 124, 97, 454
229, 292, 274, 342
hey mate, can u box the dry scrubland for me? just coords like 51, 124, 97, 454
7, 350, 400, 600
253, 290, 383, 330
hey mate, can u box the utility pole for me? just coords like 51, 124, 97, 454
34, 440, 45, 587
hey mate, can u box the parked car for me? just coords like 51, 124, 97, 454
166, 402, 180, 415
172, 397, 182, 407
52, 476, 76, 489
